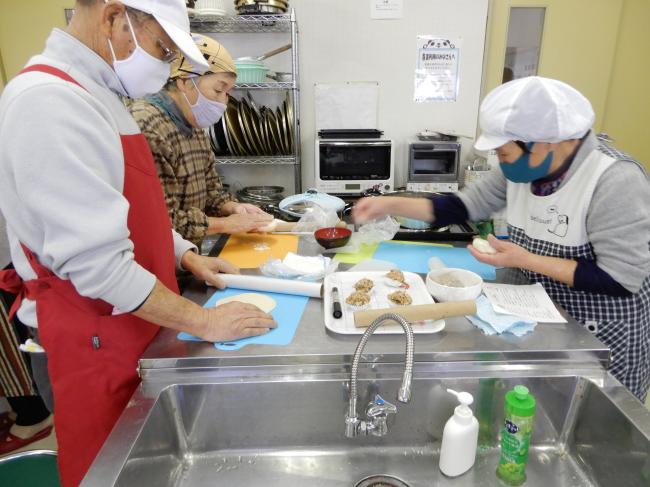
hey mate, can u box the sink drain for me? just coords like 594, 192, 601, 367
354, 475, 410, 487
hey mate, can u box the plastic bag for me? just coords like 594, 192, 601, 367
260, 252, 339, 281
292, 204, 339, 233
331, 216, 400, 254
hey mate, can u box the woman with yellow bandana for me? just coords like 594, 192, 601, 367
129, 34, 273, 245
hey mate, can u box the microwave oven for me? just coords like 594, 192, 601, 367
315, 138, 395, 194
406, 141, 461, 193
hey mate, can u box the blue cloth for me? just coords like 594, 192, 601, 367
467, 295, 537, 337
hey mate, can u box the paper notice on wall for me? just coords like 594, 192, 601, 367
414, 36, 461, 102
482, 283, 568, 323
370, 0, 403, 19
315, 82, 379, 130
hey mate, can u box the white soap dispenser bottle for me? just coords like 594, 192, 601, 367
439, 388, 479, 477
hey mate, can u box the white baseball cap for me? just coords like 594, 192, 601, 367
121, 0, 209, 72
474, 76, 595, 151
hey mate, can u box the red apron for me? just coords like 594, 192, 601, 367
0, 65, 180, 487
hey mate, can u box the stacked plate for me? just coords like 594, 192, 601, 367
234, 0, 289, 15
209, 92, 295, 157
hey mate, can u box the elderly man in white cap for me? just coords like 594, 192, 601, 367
0, 1, 275, 484
353, 77, 650, 401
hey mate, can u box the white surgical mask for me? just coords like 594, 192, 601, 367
182, 78, 227, 128
107, 11, 170, 98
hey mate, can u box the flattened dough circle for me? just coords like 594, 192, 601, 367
214, 293, 277, 313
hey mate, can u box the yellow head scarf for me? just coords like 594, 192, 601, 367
169, 33, 236, 79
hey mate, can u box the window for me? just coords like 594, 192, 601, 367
503, 7, 545, 83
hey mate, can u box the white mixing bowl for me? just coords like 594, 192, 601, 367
426, 268, 483, 302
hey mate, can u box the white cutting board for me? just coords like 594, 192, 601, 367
323, 271, 445, 335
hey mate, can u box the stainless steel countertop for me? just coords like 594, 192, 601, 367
139, 239, 609, 372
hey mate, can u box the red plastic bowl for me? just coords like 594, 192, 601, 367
314, 227, 352, 249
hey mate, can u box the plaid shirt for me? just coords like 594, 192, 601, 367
128, 98, 235, 244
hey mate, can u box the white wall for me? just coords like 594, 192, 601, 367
214, 0, 488, 194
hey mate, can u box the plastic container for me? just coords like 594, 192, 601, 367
439, 389, 479, 477
234, 60, 269, 83
496, 385, 537, 486
194, 0, 226, 15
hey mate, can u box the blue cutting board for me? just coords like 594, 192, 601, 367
373, 241, 497, 280
177, 287, 309, 351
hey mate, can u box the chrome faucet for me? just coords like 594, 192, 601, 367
345, 313, 414, 438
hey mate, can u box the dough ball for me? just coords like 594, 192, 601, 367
388, 290, 412, 306
258, 219, 279, 233
386, 269, 405, 282
215, 293, 276, 313
354, 278, 374, 292
472, 237, 497, 255
346, 291, 371, 306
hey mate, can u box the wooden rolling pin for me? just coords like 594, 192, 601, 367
269, 219, 347, 233
353, 300, 477, 328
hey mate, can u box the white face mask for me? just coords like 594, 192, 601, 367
107, 11, 170, 98
182, 78, 227, 128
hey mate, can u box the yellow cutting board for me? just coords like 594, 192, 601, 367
218, 233, 299, 268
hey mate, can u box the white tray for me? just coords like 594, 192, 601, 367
323, 271, 445, 335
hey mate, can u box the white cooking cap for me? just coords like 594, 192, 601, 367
121, 0, 209, 72
474, 76, 595, 151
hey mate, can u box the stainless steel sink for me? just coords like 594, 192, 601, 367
83, 365, 650, 486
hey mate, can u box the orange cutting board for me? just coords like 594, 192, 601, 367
218, 233, 299, 268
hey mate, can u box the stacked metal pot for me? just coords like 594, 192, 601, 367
234, 0, 289, 15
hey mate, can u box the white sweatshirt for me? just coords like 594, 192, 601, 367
0, 29, 195, 327
0, 212, 10, 270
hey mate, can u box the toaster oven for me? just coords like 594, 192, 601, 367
406, 141, 461, 192
314, 138, 395, 195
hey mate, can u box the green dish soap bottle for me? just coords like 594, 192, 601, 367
496, 385, 536, 486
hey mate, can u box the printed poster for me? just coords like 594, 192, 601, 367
370, 0, 403, 19
414, 36, 461, 102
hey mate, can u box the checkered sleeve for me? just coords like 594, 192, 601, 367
204, 160, 236, 217
129, 102, 210, 243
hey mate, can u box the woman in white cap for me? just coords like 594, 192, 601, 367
129, 34, 273, 245
0, 1, 274, 484
353, 76, 650, 401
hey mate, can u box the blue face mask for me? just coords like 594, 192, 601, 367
499, 142, 553, 183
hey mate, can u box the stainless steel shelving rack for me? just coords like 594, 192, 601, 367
191, 11, 301, 193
